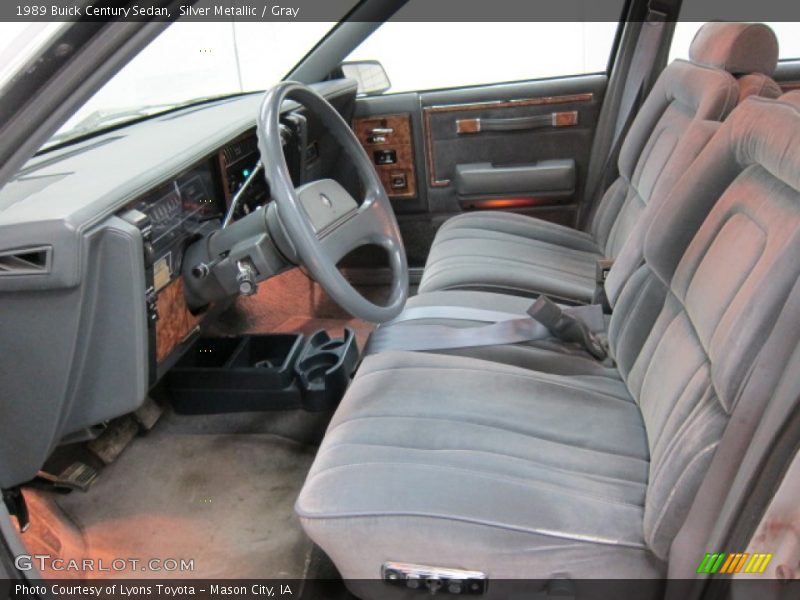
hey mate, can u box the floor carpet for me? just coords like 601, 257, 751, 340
24, 431, 316, 579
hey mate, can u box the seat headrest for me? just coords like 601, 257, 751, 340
689, 22, 779, 76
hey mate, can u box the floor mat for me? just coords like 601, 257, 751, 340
25, 432, 316, 579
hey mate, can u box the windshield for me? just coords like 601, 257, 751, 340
36, 21, 338, 148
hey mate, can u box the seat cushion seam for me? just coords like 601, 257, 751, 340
434, 227, 595, 249
327, 414, 648, 463
317, 441, 648, 488
355, 364, 633, 404
423, 265, 595, 289
306, 461, 645, 509
297, 512, 649, 550
424, 257, 596, 280
431, 235, 602, 260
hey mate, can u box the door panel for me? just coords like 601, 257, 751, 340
349, 74, 607, 268
419, 75, 606, 226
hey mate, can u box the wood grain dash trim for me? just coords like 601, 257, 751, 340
353, 113, 417, 199
155, 278, 201, 363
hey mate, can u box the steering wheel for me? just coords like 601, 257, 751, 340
256, 82, 408, 323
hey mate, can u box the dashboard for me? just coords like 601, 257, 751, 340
120, 103, 342, 371
123, 130, 273, 368
0, 80, 358, 489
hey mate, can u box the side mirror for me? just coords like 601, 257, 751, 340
340, 60, 391, 96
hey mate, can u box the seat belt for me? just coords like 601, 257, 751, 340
385, 301, 606, 329
385, 306, 530, 326
366, 296, 608, 360
581, 6, 668, 229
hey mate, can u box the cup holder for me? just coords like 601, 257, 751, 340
295, 328, 359, 411
320, 339, 346, 352
297, 352, 340, 385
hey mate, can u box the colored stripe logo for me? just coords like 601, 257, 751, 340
696, 552, 773, 574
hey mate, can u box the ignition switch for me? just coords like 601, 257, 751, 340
236, 260, 258, 296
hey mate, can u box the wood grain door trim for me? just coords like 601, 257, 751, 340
422, 92, 594, 187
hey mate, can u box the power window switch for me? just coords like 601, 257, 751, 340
374, 149, 397, 165
390, 172, 408, 190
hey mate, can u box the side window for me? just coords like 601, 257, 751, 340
669, 22, 800, 64
343, 21, 621, 95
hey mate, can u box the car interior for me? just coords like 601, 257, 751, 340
1, 3, 800, 600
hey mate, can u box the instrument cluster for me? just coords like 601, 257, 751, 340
128, 159, 222, 291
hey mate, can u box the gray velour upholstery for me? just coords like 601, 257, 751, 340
689, 22, 779, 76
420, 211, 604, 302
418, 22, 780, 303
296, 92, 800, 588
299, 351, 664, 581
735, 72, 783, 104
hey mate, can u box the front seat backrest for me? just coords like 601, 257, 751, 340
613, 91, 800, 558
589, 22, 779, 259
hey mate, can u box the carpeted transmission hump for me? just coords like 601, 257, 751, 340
33, 432, 316, 579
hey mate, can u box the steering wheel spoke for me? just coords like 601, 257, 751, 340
318, 198, 386, 264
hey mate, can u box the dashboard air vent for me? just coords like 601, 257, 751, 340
0, 246, 52, 276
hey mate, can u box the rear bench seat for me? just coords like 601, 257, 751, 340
295, 91, 800, 596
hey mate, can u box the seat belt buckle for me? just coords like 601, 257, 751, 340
595, 258, 615, 285
528, 296, 608, 361
593, 259, 614, 312
527, 295, 563, 329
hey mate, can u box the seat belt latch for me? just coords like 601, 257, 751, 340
596, 258, 615, 285
527, 296, 608, 360
593, 258, 614, 312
